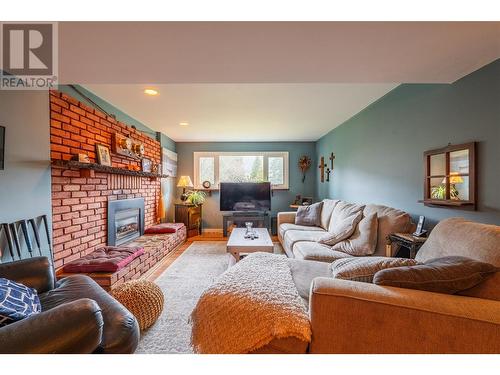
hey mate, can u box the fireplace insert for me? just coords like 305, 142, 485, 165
108, 198, 145, 246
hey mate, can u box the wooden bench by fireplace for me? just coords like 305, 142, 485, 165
57, 226, 187, 291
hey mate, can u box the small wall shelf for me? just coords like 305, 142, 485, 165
418, 199, 475, 207
52, 160, 169, 180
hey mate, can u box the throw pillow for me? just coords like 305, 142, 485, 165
318, 201, 365, 246
295, 201, 323, 227
0, 278, 42, 327
319, 199, 340, 230
144, 223, 184, 234
373, 256, 499, 294
331, 257, 418, 283
331, 212, 378, 256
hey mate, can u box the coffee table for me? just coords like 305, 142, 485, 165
226, 228, 274, 263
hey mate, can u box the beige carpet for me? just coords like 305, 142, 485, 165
135, 241, 283, 354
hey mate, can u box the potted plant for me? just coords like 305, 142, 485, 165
185, 190, 206, 206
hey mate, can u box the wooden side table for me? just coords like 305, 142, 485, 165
175, 203, 202, 237
386, 233, 427, 259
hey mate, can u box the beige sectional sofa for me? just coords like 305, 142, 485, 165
255, 217, 500, 354
278, 199, 416, 261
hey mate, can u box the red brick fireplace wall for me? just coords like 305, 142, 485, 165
50, 90, 161, 269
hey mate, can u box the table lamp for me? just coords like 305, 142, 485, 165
177, 176, 194, 201
442, 172, 464, 200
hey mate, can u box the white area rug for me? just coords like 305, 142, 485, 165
135, 241, 283, 354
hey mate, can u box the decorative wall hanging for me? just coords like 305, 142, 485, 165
318, 156, 327, 183
325, 167, 331, 182
96, 144, 112, 166
112, 132, 145, 159
298, 155, 312, 183
421, 142, 476, 209
329, 152, 335, 171
162, 148, 178, 177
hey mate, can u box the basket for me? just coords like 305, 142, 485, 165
111, 279, 164, 330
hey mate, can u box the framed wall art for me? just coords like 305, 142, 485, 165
96, 144, 112, 166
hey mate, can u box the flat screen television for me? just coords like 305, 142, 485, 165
220, 182, 271, 212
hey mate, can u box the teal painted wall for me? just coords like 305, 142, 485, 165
176, 142, 317, 229
0, 91, 52, 261
316, 59, 500, 226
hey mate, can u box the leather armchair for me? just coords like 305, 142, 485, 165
0, 257, 140, 354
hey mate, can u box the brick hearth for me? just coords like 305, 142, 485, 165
50, 90, 162, 269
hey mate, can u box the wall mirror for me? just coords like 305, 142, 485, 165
422, 142, 476, 209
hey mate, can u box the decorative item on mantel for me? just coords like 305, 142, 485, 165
298, 155, 312, 183
177, 175, 194, 201
112, 132, 146, 159
96, 144, 112, 166
72, 153, 90, 163
141, 157, 152, 173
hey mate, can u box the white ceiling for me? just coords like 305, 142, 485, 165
60, 22, 500, 84
76, 22, 499, 142
84, 83, 398, 142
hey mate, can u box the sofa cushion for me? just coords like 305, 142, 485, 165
320, 199, 340, 230
364, 204, 415, 256
295, 201, 323, 227
293, 241, 353, 263
284, 230, 326, 253
62, 246, 145, 273
144, 222, 184, 234
319, 202, 365, 246
279, 223, 325, 240
331, 257, 418, 283
415, 218, 500, 266
288, 258, 331, 302
331, 212, 378, 256
373, 256, 498, 294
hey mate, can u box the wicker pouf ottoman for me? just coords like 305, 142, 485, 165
111, 280, 164, 330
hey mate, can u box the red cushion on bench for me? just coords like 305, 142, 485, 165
62, 246, 145, 273
144, 223, 185, 234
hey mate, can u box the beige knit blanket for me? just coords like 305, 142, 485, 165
190, 252, 311, 354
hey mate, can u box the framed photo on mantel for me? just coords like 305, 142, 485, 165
0, 126, 5, 170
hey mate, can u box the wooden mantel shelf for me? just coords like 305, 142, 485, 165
52, 160, 169, 180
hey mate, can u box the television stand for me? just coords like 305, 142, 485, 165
222, 211, 270, 237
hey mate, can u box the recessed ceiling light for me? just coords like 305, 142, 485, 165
179, 122, 189, 126
144, 88, 159, 96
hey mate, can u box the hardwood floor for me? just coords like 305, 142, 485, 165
143, 232, 278, 281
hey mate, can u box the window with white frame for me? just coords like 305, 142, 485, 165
193, 151, 289, 190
